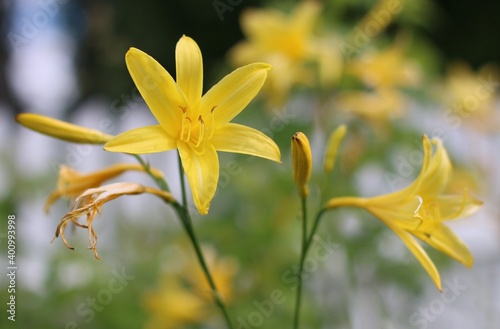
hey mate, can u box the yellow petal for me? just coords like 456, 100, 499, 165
104, 125, 176, 154
290, 1, 321, 34
402, 135, 450, 198
200, 63, 271, 127
211, 123, 281, 162
366, 195, 423, 230
16, 113, 113, 144
178, 143, 219, 215
431, 192, 483, 221
411, 224, 474, 268
417, 137, 452, 196
388, 223, 442, 291
126, 48, 187, 136
44, 190, 62, 214
176, 35, 203, 110
324, 124, 347, 173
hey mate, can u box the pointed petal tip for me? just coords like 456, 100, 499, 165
198, 205, 209, 215
242, 62, 273, 72
126, 47, 141, 56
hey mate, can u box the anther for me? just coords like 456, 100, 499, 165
208, 106, 216, 139
185, 117, 192, 142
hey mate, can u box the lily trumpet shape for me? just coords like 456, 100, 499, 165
104, 36, 281, 214
326, 135, 483, 291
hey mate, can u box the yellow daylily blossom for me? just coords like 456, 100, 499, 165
183, 245, 239, 303
325, 135, 483, 291
291, 132, 312, 198
346, 39, 421, 89
441, 61, 499, 131
143, 246, 238, 329
45, 163, 164, 213
16, 113, 113, 144
54, 182, 174, 259
143, 279, 208, 329
324, 124, 347, 173
336, 88, 406, 121
228, 1, 342, 106
104, 36, 281, 215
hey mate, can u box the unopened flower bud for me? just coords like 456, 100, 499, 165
291, 132, 312, 197
16, 113, 113, 144
324, 124, 347, 173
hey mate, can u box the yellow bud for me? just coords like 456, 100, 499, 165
16, 113, 113, 144
291, 132, 312, 198
324, 124, 347, 173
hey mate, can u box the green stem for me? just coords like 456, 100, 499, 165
132, 154, 170, 191
175, 152, 234, 329
134, 153, 233, 329
305, 208, 328, 252
293, 196, 308, 329
177, 153, 188, 209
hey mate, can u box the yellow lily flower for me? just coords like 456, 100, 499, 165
441, 61, 499, 131
54, 182, 174, 259
104, 36, 281, 215
45, 163, 164, 213
183, 245, 239, 303
336, 88, 406, 121
16, 113, 113, 144
346, 39, 421, 89
228, 1, 342, 106
326, 135, 483, 291
143, 278, 208, 329
142, 246, 238, 329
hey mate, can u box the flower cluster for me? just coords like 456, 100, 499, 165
15, 1, 489, 327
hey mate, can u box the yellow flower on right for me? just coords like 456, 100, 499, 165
326, 135, 483, 291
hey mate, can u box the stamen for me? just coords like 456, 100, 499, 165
413, 195, 423, 218
195, 116, 205, 148
185, 117, 192, 142
179, 106, 187, 141
208, 106, 216, 139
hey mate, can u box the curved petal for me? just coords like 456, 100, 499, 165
431, 191, 483, 221
411, 224, 474, 268
178, 142, 219, 215
211, 123, 281, 162
126, 48, 187, 136
387, 223, 442, 291
200, 63, 271, 127
417, 137, 452, 196
104, 125, 176, 154
176, 36, 203, 111
400, 136, 451, 198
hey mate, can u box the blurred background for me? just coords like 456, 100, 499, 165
1, 0, 499, 328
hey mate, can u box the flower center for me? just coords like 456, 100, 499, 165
178, 106, 216, 151
414, 195, 440, 232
